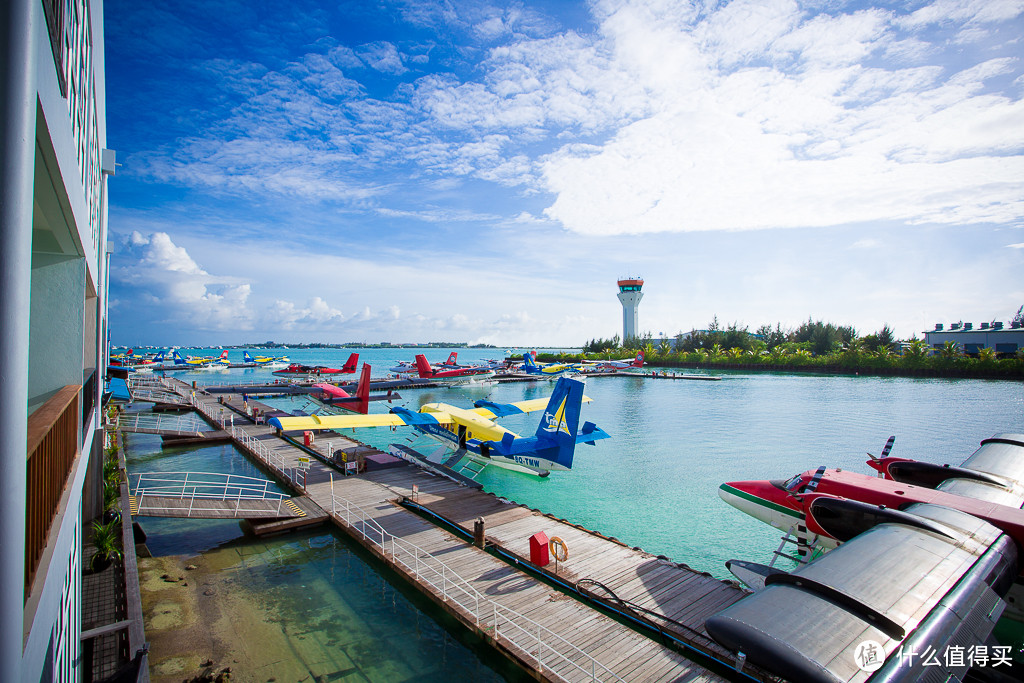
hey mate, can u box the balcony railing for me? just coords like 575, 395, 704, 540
26, 385, 81, 598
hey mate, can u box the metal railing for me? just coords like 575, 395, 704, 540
117, 412, 210, 436
129, 471, 288, 517
329, 490, 626, 683
188, 395, 310, 489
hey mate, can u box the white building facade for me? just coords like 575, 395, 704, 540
924, 321, 1024, 356
1, 0, 115, 679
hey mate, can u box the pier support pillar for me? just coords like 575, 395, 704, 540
0, 0, 37, 675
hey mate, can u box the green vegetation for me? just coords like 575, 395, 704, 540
89, 519, 123, 572
561, 318, 1023, 378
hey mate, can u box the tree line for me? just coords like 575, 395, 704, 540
572, 316, 1022, 378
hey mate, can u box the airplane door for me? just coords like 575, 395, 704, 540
458, 425, 468, 449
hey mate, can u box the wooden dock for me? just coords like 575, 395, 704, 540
127, 380, 770, 682
409, 487, 744, 663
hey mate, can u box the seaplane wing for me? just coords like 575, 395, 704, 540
472, 395, 594, 418
270, 411, 454, 431
868, 433, 1024, 509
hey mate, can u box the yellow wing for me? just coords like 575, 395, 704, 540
470, 395, 593, 419
270, 412, 453, 431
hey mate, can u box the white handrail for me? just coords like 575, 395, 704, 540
328, 490, 626, 683
130, 471, 288, 501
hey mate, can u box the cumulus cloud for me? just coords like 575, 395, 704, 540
116, 232, 254, 331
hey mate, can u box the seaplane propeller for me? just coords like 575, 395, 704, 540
866, 435, 896, 461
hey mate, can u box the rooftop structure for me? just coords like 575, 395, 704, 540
616, 277, 644, 341
1, 0, 119, 678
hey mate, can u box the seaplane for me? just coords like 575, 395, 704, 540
272, 353, 359, 377
583, 351, 645, 372
172, 349, 221, 369
704, 433, 1024, 682
244, 351, 289, 367
520, 352, 583, 378
309, 364, 400, 415
389, 352, 462, 376
719, 433, 1024, 576
413, 354, 494, 384
269, 376, 610, 476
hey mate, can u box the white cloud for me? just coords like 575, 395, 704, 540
539, 0, 1024, 235
116, 232, 254, 331
1007, 242, 1024, 248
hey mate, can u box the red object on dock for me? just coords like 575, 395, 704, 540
303, 430, 313, 446
529, 531, 550, 566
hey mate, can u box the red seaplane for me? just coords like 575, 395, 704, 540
310, 364, 399, 415
719, 434, 1024, 572
273, 353, 359, 377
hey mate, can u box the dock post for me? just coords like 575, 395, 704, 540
473, 517, 486, 548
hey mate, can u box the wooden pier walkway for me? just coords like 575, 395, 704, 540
128, 379, 768, 682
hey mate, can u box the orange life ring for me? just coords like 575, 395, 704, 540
549, 536, 568, 562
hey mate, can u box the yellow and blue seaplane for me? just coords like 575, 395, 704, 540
268, 376, 609, 476
171, 349, 224, 369
519, 352, 584, 378
243, 351, 290, 367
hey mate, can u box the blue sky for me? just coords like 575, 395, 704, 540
104, 0, 1024, 347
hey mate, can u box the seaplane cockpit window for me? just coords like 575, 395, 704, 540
783, 474, 804, 491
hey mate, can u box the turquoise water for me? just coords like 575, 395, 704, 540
124, 430, 510, 680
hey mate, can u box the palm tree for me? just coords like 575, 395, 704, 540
978, 347, 997, 363
902, 339, 930, 367
940, 340, 960, 358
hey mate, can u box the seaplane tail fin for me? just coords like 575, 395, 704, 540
352, 363, 371, 414
152, 351, 164, 362
172, 350, 187, 365
414, 354, 435, 378
342, 353, 359, 373
633, 351, 645, 367
534, 377, 586, 469
244, 352, 254, 363
522, 353, 539, 371
446, 352, 458, 366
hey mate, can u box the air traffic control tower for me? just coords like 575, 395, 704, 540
617, 277, 644, 341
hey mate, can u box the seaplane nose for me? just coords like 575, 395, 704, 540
718, 481, 778, 527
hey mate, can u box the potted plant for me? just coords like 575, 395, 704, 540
102, 452, 123, 523
89, 519, 123, 573
102, 479, 122, 524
